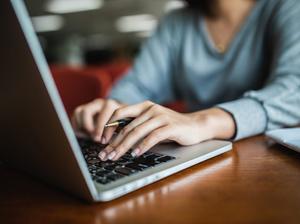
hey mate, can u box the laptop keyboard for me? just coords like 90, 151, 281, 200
78, 138, 176, 185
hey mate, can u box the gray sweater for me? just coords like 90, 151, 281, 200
109, 0, 300, 140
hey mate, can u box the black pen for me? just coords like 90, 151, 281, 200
104, 118, 134, 128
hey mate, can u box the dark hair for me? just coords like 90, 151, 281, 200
184, 0, 217, 17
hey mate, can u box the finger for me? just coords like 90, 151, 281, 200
102, 101, 154, 145
79, 102, 102, 134
106, 104, 165, 159
109, 107, 154, 148
133, 126, 171, 157
98, 145, 115, 161
71, 107, 82, 131
94, 100, 119, 143
102, 126, 118, 145
108, 117, 166, 161
108, 100, 154, 123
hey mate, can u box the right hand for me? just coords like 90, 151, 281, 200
72, 99, 125, 144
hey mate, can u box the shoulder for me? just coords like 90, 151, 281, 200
261, 0, 300, 34
275, 0, 300, 8
265, 0, 300, 19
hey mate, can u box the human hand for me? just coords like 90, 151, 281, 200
98, 101, 235, 161
72, 99, 126, 144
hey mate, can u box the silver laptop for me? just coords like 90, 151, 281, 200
266, 128, 300, 153
0, 0, 232, 202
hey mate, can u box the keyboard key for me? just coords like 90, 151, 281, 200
156, 156, 175, 163
87, 159, 100, 165
88, 168, 97, 174
100, 161, 113, 166
96, 169, 111, 177
107, 173, 124, 181
104, 164, 120, 171
96, 178, 110, 185
133, 157, 159, 167
115, 167, 137, 176
126, 162, 148, 171
116, 158, 130, 165
144, 153, 163, 160
88, 151, 98, 157
122, 154, 133, 160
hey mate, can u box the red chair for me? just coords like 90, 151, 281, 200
50, 65, 111, 115
104, 60, 131, 83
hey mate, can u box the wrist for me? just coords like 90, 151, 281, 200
188, 108, 236, 140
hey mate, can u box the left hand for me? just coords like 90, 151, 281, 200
99, 101, 221, 161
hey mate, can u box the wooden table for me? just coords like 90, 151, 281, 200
1, 136, 300, 224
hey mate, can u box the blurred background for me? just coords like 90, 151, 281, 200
24, 0, 187, 114
25, 0, 186, 66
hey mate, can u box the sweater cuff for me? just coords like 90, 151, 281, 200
217, 98, 268, 141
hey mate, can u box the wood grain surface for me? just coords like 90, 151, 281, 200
1, 136, 300, 224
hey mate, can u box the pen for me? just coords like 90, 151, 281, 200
104, 118, 134, 128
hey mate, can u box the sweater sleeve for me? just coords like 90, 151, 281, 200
108, 11, 182, 105
218, 0, 300, 140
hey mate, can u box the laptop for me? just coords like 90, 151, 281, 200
0, 0, 232, 202
266, 128, 300, 153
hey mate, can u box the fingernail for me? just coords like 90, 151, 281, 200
131, 148, 141, 157
99, 151, 106, 161
101, 136, 106, 144
108, 151, 116, 160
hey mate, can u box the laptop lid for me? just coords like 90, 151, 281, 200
0, 0, 97, 201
